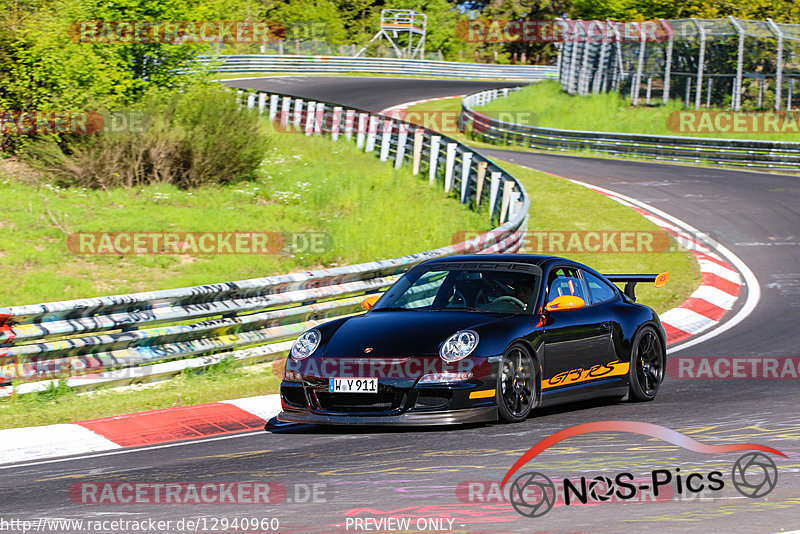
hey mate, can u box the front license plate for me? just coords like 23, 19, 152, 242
329, 377, 378, 393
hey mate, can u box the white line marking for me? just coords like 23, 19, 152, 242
0, 424, 122, 465
0, 429, 267, 471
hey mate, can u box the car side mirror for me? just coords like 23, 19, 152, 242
361, 295, 380, 310
545, 295, 586, 312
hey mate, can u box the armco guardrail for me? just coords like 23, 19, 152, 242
461, 88, 800, 170
0, 89, 530, 396
191, 55, 558, 81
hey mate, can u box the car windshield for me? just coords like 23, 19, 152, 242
372, 263, 542, 314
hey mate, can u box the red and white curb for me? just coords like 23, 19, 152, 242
0, 394, 282, 467
567, 179, 759, 351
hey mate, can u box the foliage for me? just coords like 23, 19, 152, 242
23, 85, 269, 189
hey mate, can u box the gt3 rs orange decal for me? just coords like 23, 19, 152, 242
542, 359, 630, 390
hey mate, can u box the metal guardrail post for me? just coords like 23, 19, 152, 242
692, 18, 706, 110
660, 19, 674, 105
767, 18, 784, 111
729, 17, 745, 111
631, 22, 646, 106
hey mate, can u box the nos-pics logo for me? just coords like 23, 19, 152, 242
502, 421, 783, 518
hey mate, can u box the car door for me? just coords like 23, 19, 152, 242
541, 266, 614, 391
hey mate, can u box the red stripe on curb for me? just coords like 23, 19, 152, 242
79, 403, 266, 448
679, 298, 727, 321
663, 323, 693, 345
702, 272, 741, 296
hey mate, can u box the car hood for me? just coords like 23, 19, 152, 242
320, 310, 513, 358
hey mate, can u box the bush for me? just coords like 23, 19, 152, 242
25, 85, 269, 189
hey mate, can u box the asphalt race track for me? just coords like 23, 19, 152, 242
2, 77, 798, 534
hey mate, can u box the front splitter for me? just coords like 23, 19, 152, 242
277, 406, 498, 426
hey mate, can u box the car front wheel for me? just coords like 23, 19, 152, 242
496, 344, 537, 423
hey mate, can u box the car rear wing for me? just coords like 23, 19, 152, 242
604, 272, 669, 301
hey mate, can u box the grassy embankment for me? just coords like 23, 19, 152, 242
477, 80, 800, 142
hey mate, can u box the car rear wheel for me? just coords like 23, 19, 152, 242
497, 344, 537, 423
628, 326, 664, 402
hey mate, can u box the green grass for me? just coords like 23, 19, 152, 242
0, 121, 491, 306
0, 360, 282, 429
477, 80, 800, 142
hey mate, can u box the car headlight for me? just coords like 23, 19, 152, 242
439, 330, 479, 362
291, 329, 321, 360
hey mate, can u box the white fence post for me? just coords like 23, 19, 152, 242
314, 104, 324, 134
475, 161, 488, 207
412, 129, 424, 175
394, 124, 409, 169
365, 115, 379, 152
257, 93, 266, 114
293, 99, 304, 128
356, 113, 367, 148
460, 152, 474, 203
331, 106, 343, 141
269, 94, 279, 121
429, 135, 441, 185
281, 97, 291, 127
345, 110, 355, 140
379, 119, 392, 161
489, 172, 501, 219
500, 180, 514, 223
444, 143, 457, 193
304, 101, 316, 135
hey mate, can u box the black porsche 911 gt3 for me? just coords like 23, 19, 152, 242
278, 254, 669, 425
